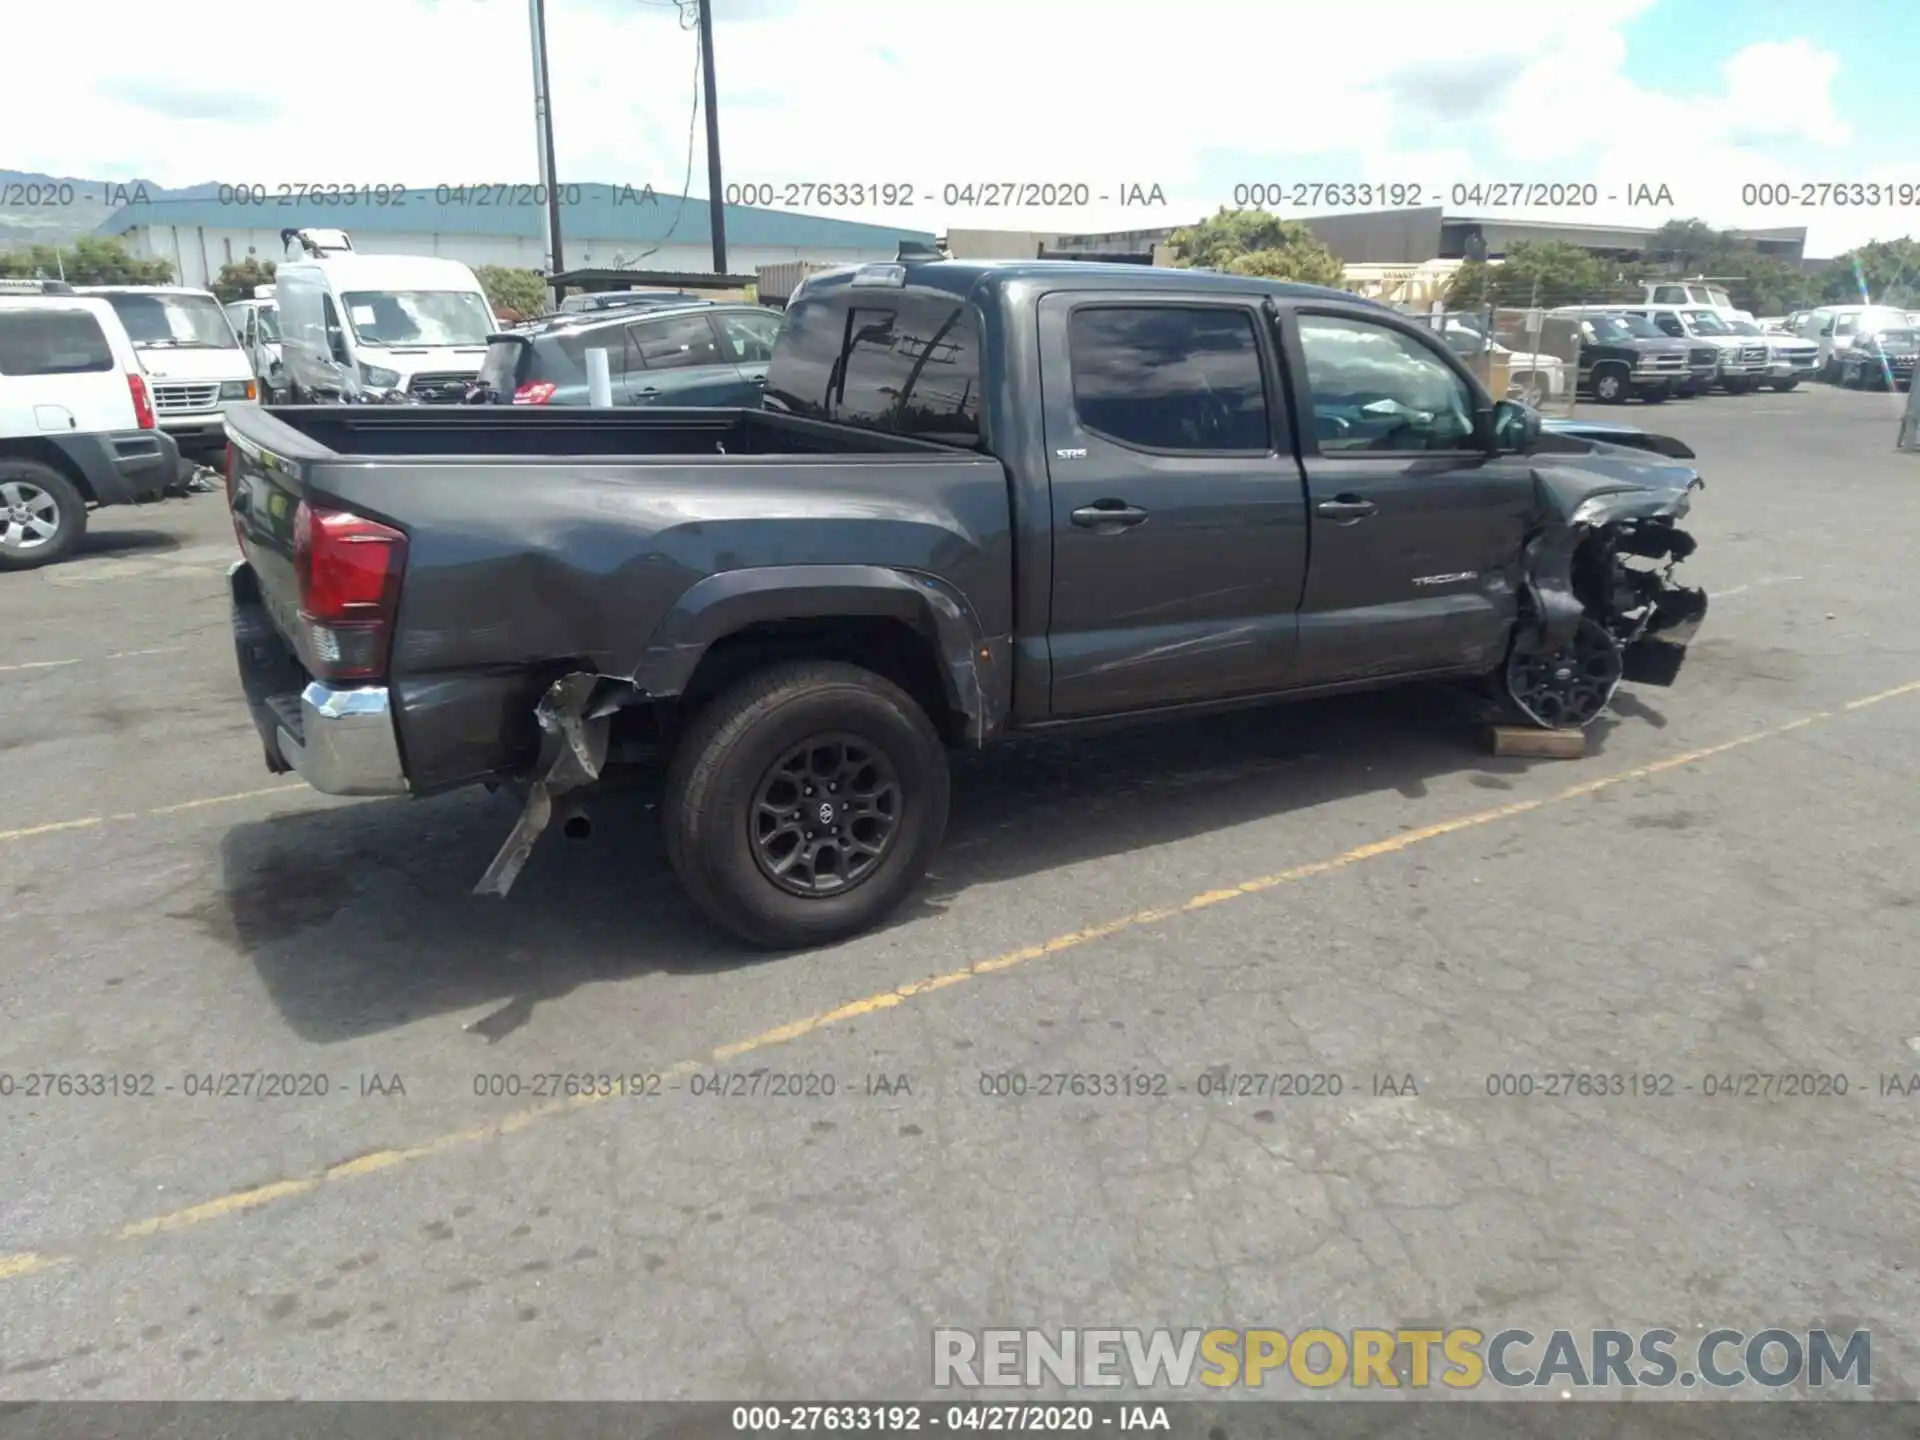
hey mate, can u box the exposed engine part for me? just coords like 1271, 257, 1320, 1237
1508, 471, 1708, 730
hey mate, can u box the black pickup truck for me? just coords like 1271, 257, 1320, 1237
223, 260, 1708, 948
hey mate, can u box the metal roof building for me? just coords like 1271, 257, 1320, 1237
92, 184, 938, 289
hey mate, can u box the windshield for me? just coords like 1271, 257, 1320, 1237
340, 289, 494, 347
1726, 319, 1762, 335
103, 292, 237, 350
1614, 313, 1663, 338
1584, 314, 1634, 342
1683, 309, 1731, 335
257, 306, 281, 342
1688, 286, 1731, 307
1875, 329, 1919, 348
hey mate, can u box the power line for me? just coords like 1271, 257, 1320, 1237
627, 20, 703, 265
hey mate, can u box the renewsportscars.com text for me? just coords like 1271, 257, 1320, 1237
931, 1327, 1870, 1391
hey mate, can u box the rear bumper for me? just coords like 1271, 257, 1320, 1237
48, 428, 179, 506
230, 560, 410, 797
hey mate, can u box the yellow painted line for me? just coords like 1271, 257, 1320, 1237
0, 784, 310, 846
0, 681, 1915, 1282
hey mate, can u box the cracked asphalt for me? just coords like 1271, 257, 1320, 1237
0, 385, 1916, 1401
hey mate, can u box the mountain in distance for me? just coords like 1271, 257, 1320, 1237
0, 169, 222, 249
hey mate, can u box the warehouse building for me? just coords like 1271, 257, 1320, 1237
949, 209, 1810, 266
94, 185, 937, 289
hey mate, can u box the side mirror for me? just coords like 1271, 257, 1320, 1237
1820, 323, 1835, 337
1490, 398, 1539, 454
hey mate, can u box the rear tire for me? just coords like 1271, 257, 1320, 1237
1721, 376, 1756, 394
1639, 384, 1671, 404
1771, 377, 1800, 392
0, 460, 86, 571
662, 660, 951, 949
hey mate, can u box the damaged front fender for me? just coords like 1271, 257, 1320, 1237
1507, 457, 1709, 726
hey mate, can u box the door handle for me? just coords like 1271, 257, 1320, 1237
1316, 496, 1378, 522
1071, 501, 1149, 532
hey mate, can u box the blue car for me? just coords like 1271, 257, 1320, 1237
471, 302, 783, 407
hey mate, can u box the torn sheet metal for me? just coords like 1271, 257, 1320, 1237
473, 671, 619, 898
1508, 456, 1709, 725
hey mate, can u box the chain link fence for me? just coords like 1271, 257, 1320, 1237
1404, 306, 1584, 417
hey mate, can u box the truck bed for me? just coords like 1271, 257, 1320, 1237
224, 402, 1014, 795
251, 404, 962, 460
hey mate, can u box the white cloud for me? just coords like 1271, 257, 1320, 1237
2, 0, 1912, 256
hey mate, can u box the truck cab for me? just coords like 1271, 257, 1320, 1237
76, 284, 258, 462
1642, 280, 1736, 315
223, 285, 285, 402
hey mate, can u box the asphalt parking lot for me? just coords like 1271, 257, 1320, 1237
2, 384, 1917, 1402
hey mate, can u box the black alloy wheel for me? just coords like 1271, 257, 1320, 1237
749, 733, 902, 896
1505, 617, 1624, 729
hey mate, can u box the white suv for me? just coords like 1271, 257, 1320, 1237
0, 291, 181, 570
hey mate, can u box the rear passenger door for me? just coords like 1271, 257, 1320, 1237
1278, 306, 1536, 686
0, 305, 133, 436
1039, 294, 1310, 717
622, 312, 743, 406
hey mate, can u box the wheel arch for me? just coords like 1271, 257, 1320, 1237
629, 565, 1012, 747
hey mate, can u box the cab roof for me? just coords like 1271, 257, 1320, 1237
808, 259, 1381, 309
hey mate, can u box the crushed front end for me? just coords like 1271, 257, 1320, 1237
1506, 458, 1708, 729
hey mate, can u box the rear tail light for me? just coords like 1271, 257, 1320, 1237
128, 372, 156, 429
512, 381, 557, 405
292, 501, 409, 682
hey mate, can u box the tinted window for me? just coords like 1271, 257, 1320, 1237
1654, 286, 1688, 304
627, 313, 723, 371
549, 323, 628, 379
764, 287, 982, 445
717, 309, 782, 363
1650, 313, 1686, 338
1296, 314, 1476, 453
0, 308, 115, 375
1068, 306, 1269, 452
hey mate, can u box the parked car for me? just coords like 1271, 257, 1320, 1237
1548, 309, 1690, 402
468, 303, 783, 407
277, 237, 496, 404
1724, 316, 1818, 390
0, 294, 180, 569
224, 288, 285, 402
1642, 279, 1737, 316
223, 259, 1710, 948
76, 285, 256, 463
1793, 305, 1913, 380
1837, 327, 1917, 389
1432, 319, 1567, 408
555, 290, 710, 315
1619, 305, 1768, 392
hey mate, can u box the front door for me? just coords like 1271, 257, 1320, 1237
1040, 293, 1309, 717
1278, 307, 1537, 686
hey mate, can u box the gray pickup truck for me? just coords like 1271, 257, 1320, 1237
224, 260, 1709, 948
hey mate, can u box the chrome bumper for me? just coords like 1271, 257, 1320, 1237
277, 683, 410, 797
230, 559, 409, 798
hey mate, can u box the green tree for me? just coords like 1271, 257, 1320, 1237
476, 265, 551, 319
1443, 240, 1622, 310
1644, 218, 1823, 314
1822, 237, 1920, 307
0, 236, 172, 284
210, 257, 276, 303
1166, 208, 1347, 287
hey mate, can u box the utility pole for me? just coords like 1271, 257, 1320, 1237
529, 0, 566, 306
697, 0, 728, 275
